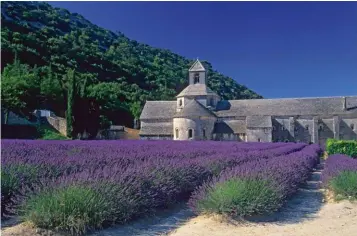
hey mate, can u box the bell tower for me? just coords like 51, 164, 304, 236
189, 59, 206, 85
176, 58, 220, 111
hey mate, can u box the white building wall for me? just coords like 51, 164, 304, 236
173, 117, 216, 140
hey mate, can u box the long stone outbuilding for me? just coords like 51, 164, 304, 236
139, 59, 357, 146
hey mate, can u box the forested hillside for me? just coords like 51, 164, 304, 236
1, 1, 262, 138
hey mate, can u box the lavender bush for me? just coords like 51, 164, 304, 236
189, 144, 322, 217
1, 140, 315, 234
322, 154, 357, 200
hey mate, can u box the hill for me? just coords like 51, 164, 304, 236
1, 1, 262, 137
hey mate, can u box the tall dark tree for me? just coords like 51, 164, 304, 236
66, 69, 76, 139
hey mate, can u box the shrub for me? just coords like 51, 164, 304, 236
326, 139, 357, 158
20, 184, 112, 235
1, 140, 311, 232
322, 154, 357, 201
1, 164, 40, 218
195, 178, 281, 217
37, 125, 68, 140
322, 154, 357, 185
329, 171, 357, 200
190, 145, 321, 217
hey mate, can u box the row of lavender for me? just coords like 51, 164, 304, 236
189, 144, 322, 216
322, 154, 357, 200
1, 140, 317, 235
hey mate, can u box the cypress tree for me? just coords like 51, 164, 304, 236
66, 69, 76, 139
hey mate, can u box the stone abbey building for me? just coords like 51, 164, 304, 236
139, 59, 357, 145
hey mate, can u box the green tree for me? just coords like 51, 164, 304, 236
1, 57, 39, 122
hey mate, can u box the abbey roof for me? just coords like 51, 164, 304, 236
140, 96, 357, 121
215, 96, 357, 117
176, 84, 219, 98
173, 100, 216, 118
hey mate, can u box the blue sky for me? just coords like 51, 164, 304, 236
49, 1, 357, 98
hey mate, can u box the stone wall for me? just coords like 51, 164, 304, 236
272, 117, 291, 142
173, 117, 216, 140
294, 119, 313, 143
45, 116, 67, 136
340, 118, 357, 140
246, 127, 272, 142
140, 136, 172, 140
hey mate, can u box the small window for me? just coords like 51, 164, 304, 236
210, 98, 214, 106
179, 99, 183, 107
281, 126, 285, 131
202, 129, 206, 138
194, 73, 200, 84
175, 128, 179, 139
273, 126, 276, 131
188, 129, 193, 139
258, 138, 261, 142
294, 127, 298, 132
351, 124, 355, 130
319, 124, 323, 131
305, 125, 309, 131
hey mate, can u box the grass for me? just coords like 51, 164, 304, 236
20, 185, 113, 235
329, 171, 357, 201
196, 178, 281, 217
37, 125, 68, 140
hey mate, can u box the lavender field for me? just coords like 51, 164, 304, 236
322, 154, 357, 200
1, 140, 322, 235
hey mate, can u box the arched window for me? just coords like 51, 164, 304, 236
175, 128, 179, 139
350, 124, 355, 130
194, 73, 200, 84
188, 129, 193, 139
179, 99, 183, 107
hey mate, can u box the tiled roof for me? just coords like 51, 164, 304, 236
139, 101, 177, 120
173, 100, 216, 118
139, 122, 173, 135
215, 96, 357, 117
139, 96, 357, 121
189, 59, 206, 72
176, 84, 219, 98
246, 116, 272, 128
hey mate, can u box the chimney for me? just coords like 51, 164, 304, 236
343, 97, 347, 110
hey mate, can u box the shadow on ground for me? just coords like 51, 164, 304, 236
89, 203, 194, 236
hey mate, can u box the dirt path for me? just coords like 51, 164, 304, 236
168, 161, 357, 236
2, 161, 357, 236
